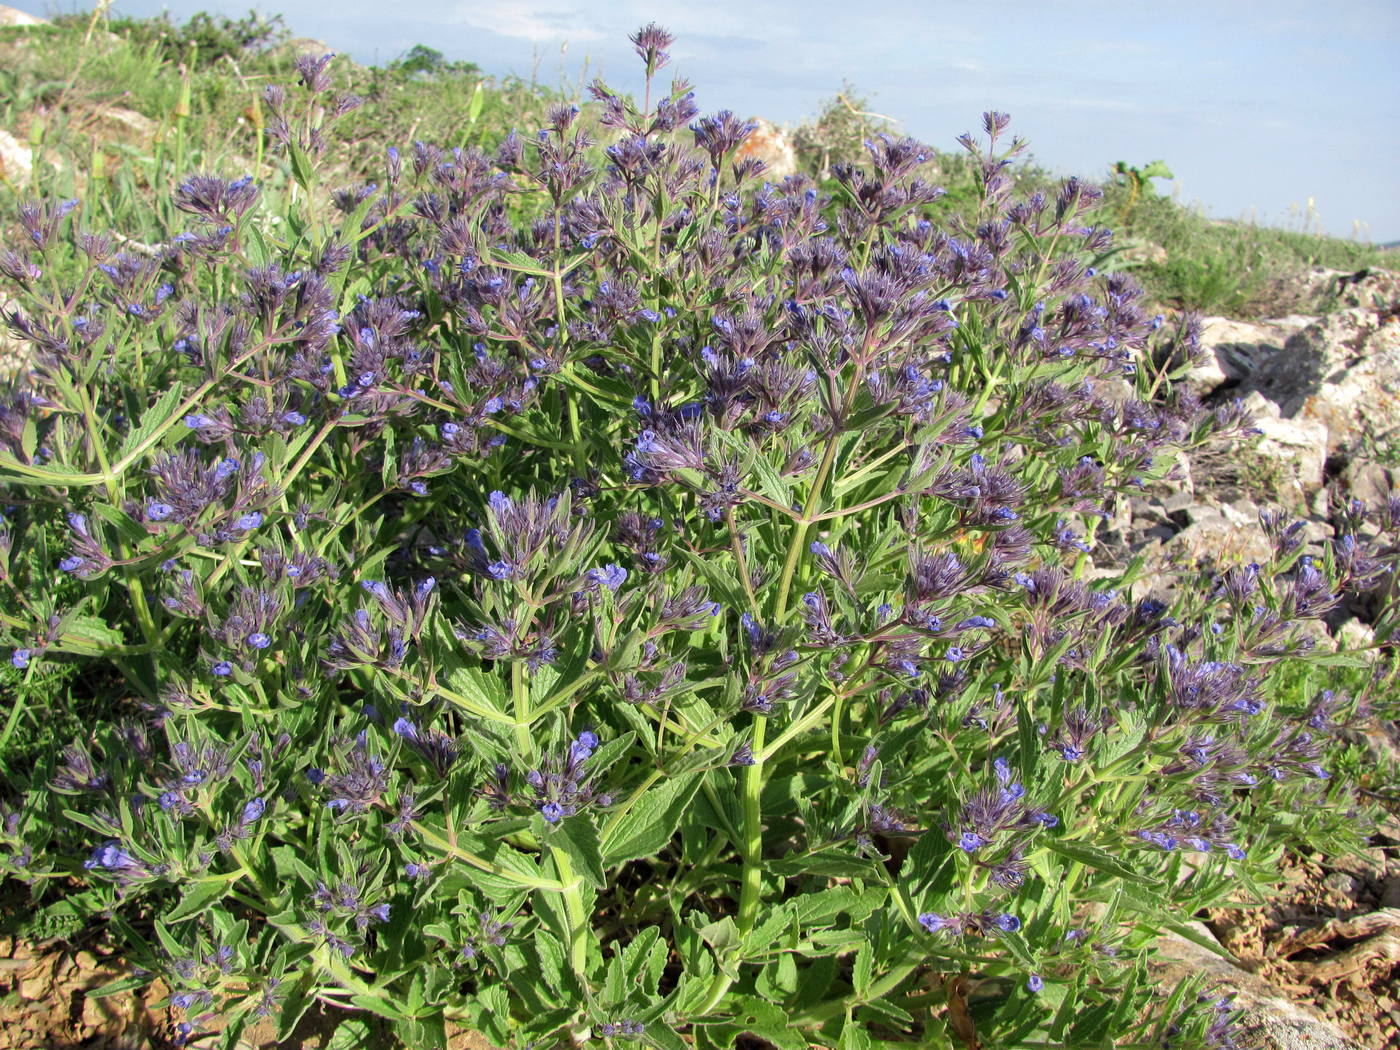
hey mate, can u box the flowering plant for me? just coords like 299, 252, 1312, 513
0, 25, 1392, 1050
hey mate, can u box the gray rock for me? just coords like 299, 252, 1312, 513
1152, 924, 1365, 1050
1167, 513, 1272, 566
1250, 414, 1329, 493
1341, 458, 1395, 511
1192, 316, 1294, 391
1329, 267, 1400, 311
1249, 307, 1400, 455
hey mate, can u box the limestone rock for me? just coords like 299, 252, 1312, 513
0, 5, 45, 27
1153, 924, 1365, 1050
1250, 414, 1329, 491
282, 37, 333, 59
734, 118, 796, 182
0, 128, 31, 184
1329, 267, 1400, 311
1341, 458, 1395, 511
1166, 509, 1272, 566
1193, 317, 1288, 390
1246, 307, 1400, 455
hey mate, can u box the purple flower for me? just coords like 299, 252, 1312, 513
1027, 974, 1044, 993
211, 661, 233, 677
247, 632, 271, 650
11, 649, 31, 669
241, 797, 266, 824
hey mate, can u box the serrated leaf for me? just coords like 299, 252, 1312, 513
766, 848, 878, 879
534, 927, 567, 993
553, 817, 605, 889
115, 382, 185, 466
602, 771, 704, 865
166, 873, 239, 922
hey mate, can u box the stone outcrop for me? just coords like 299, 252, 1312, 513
1248, 307, 1400, 456
1153, 924, 1366, 1050
0, 127, 31, 184
734, 118, 797, 182
0, 4, 45, 28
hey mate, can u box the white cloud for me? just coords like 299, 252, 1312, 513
449, 0, 605, 43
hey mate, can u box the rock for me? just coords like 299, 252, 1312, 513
0, 4, 45, 27
1248, 307, 1400, 455
1342, 458, 1395, 510
1121, 239, 1168, 267
734, 118, 797, 182
1192, 316, 1293, 391
1153, 924, 1366, 1050
1167, 512, 1272, 566
0, 128, 32, 183
18, 963, 52, 1002
1243, 390, 1283, 420
93, 106, 157, 139
1330, 268, 1400, 311
282, 36, 333, 58
1249, 414, 1329, 496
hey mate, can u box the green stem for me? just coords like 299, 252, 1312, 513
511, 659, 532, 754
410, 820, 569, 892
550, 845, 589, 975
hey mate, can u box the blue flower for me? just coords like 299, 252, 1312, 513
241, 797, 266, 824
918, 912, 949, 933
1027, 974, 1044, 993
587, 563, 628, 591
147, 502, 175, 521
211, 661, 233, 677
11, 649, 31, 669
247, 632, 271, 650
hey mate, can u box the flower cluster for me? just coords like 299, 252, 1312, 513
0, 24, 1391, 1050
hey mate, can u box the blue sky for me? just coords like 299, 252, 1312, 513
21, 0, 1400, 241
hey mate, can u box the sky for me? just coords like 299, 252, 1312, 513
19, 0, 1400, 241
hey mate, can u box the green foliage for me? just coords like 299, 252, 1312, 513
0, 13, 1398, 1050
60, 9, 291, 70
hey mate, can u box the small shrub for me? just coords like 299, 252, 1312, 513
0, 25, 1395, 1050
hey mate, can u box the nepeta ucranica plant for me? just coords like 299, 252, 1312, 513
0, 24, 1391, 1049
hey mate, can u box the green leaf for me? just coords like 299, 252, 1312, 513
553, 817, 605, 889
1043, 838, 1161, 888
766, 848, 877, 879
165, 873, 240, 922
115, 382, 185, 466
466, 81, 485, 126
602, 771, 704, 865
728, 996, 809, 1050
86, 974, 151, 999
287, 141, 315, 192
